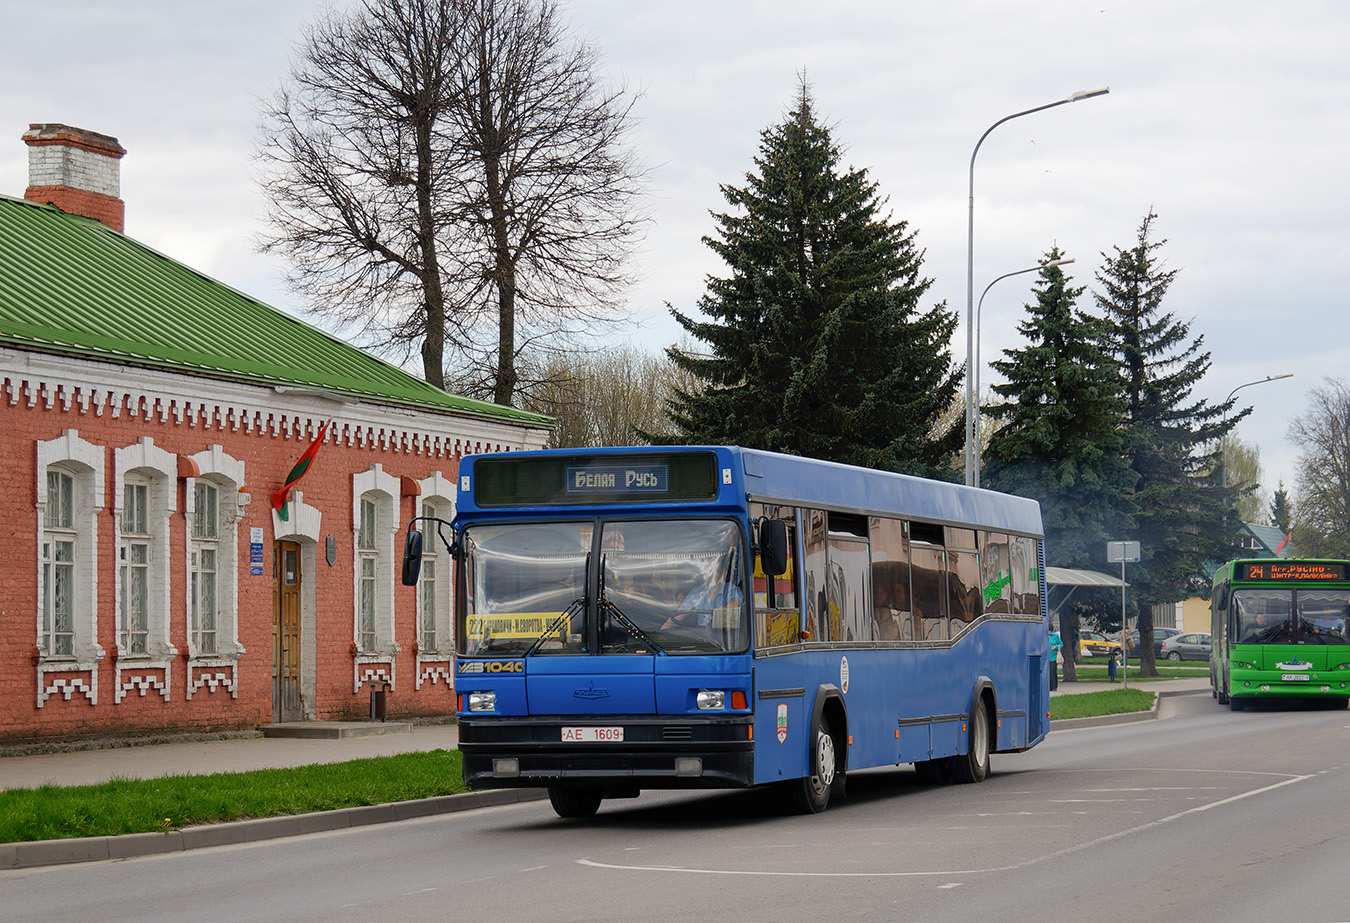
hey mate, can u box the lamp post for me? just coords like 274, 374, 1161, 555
965, 87, 1110, 487
972, 257, 1074, 487
1221, 374, 1294, 487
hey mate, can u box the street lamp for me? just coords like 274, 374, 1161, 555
1221, 374, 1294, 487
964, 87, 1110, 487
973, 257, 1075, 487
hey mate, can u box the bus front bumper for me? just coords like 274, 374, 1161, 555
458, 715, 755, 790
1230, 676, 1350, 699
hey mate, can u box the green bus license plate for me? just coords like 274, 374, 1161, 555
1281, 673, 1310, 681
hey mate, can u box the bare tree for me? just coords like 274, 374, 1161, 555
257, 0, 646, 402
1221, 434, 1268, 524
524, 341, 696, 448
1289, 378, 1350, 558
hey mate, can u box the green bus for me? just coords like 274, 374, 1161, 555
1210, 559, 1350, 710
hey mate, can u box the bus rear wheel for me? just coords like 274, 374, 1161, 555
548, 785, 602, 818
790, 716, 837, 814
948, 701, 991, 784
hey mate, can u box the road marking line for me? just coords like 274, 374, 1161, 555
574, 773, 1313, 879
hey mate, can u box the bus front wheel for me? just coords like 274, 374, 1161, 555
790, 716, 838, 814
548, 785, 602, 818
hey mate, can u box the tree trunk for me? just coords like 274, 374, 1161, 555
414, 113, 446, 389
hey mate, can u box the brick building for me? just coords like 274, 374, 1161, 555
1, 123, 550, 742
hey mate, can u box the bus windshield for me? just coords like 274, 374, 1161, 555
1233, 588, 1350, 644
460, 519, 747, 657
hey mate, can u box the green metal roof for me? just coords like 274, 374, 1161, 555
0, 195, 549, 426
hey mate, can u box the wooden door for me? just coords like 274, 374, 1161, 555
273, 541, 303, 722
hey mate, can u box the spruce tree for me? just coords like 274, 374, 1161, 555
1095, 211, 1243, 644
1270, 481, 1293, 535
985, 249, 1136, 562
664, 80, 960, 475
983, 250, 1136, 681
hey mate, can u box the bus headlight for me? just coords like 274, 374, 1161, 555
697, 690, 726, 710
467, 691, 497, 712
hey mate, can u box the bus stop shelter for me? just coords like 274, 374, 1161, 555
1045, 566, 1127, 626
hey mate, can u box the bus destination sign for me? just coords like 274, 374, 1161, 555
564, 463, 669, 496
1240, 561, 1348, 582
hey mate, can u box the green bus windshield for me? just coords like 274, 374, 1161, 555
1232, 588, 1350, 645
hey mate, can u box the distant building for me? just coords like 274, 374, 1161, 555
2, 123, 550, 742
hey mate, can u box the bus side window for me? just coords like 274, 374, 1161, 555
803, 509, 829, 641
910, 531, 947, 642
751, 504, 801, 647
1010, 536, 1039, 615
870, 517, 911, 641
945, 528, 981, 632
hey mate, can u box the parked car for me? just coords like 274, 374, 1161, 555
1159, 632, 1212, 661
1123, 626, 1182, 660
1078, 630, 1122, 660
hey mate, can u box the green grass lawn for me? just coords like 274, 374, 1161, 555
1068, 664, 1208, 682
0, 749, 468, 843
1050, 688, 1156, 721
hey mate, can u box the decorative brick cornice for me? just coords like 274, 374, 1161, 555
3, 351, 550, 458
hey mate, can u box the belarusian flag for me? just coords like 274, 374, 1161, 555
272, 418, 332, 521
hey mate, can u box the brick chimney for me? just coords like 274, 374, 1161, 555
23, 123, 126, 232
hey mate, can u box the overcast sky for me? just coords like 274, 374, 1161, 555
3, 0, 1346, 509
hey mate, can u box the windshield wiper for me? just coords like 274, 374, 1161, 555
524, 595, 586, 657
599, 553, 664, 654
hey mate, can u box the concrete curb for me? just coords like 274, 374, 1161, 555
0, 788, 549, 871
1050, 686, 1209, 731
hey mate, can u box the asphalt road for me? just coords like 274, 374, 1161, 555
4, 693, 1349, 923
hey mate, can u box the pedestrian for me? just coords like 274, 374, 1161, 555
1048, 627, 1063, 691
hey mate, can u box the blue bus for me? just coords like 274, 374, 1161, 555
401, 446, 1049, 817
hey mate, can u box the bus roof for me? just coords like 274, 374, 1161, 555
458, 445, 1043, 538
737, 448, 1042, 537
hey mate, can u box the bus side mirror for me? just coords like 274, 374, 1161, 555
760, 519, 789, 577
401, 529, 424, 586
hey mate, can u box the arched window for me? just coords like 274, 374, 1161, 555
36, 432, 104, 665
113, 438, 176, 664
36, 431, 105, 707
119, 474, 152, 655
41, 467, 78, 657
352, 465, 399, 656
187, 446, 246, 666
191, 479, 220, 654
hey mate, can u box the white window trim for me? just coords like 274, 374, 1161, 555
35, 430, 105, 707
112, 438, 177, 703
186, 446, 246, 700
415, 472, 456, 690
352, 465, 400, 666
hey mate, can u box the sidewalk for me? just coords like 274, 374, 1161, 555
1050, 676, 1209, 697
0, 723, 460, 792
